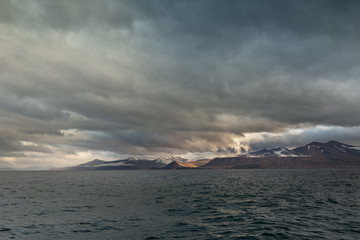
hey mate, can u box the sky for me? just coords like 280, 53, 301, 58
1, 0, 360, 169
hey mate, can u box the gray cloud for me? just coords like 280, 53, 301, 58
1, 0, 360, 168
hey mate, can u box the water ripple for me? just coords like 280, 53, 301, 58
0, 169, 359, 239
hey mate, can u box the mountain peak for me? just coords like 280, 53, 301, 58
155, 156, 188, 164
163, 161, 185, 169
326, 140, 341, 145
79, 159, 106, 167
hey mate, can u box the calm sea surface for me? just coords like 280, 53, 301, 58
0, 169, 359, 239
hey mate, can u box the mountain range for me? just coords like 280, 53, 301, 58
66, 141, 360, 170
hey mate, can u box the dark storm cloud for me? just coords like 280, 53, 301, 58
1, 0, 360, 167
0, 0, 135, 30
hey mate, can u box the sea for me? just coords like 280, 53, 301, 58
0, 169, 359, 240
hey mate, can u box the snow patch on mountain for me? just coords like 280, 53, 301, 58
96, 162, 134, 167
342, 144, 360, 151
335, 145, 346, 153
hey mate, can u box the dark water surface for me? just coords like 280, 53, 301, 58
0, 169, 359, 239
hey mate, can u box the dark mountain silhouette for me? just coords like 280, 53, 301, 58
77, 159, 107, 167
162, 161, 189, 169
201, 141, 360, 169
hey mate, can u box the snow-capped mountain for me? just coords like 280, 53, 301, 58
243, 147, 290, 157
202, 141, 360, 169
155, 156, 188, 164
66, 141, 360, 170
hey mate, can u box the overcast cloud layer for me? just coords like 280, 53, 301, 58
1, 0, 360, 169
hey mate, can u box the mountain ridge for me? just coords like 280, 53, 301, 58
66, 141, 360, 170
